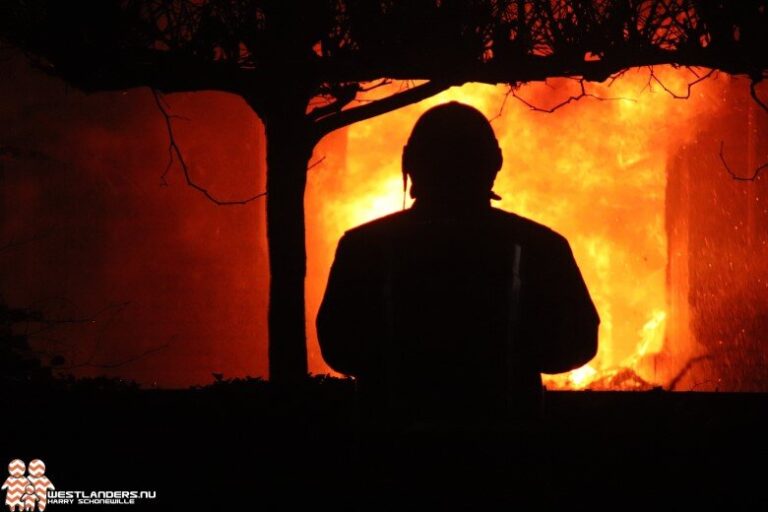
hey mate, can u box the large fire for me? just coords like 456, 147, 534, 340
306, 67, 726, 390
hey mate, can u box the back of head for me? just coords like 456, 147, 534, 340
402, 102, 502, 202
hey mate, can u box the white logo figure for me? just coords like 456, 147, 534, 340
25, 461, 53, 512
2, 461, 53, 512
1, 460, 28, 512
20, 486, 36, 512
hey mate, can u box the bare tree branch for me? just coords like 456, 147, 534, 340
307, 155, 326, 170
22, 301, 131, 337
152, 88, 266, 205
668, 353, 714, 391
16, 299, 170, 371
719, 140, 768, 181
358, 79, 393, 93
311, 80, 457, 142
58, 339, 172, 370
510, 78, 634, 114
306, 83, 359, 121
718, 79, 768, 181
750, 80, 768, 114
6, 1, 768, 101
489, 85, 515, 123
649, 66, 716, 99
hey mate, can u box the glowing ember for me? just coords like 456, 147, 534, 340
306, 67, 725, 390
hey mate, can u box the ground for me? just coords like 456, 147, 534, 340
1, 377, 766, 510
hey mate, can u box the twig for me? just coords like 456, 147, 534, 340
23, 300, 170, 370
307, 155, 326, 170
648, 66, 716, 99
750, 80, 768, 114
667, 353, 713, 391
717, 79, 768, 181
358, 78, 393, 93
719, 141, 768, 181
312, 80, 456, 141
511, 78, 634, 113
152, 88, 266, 205
58, 340, 172, 370
606, 69, 629, 87
23, 301, 131, 337
489, 85, 515, 122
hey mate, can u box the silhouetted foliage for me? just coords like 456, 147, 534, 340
0, 299, 51, 384
0, 298, 143, 392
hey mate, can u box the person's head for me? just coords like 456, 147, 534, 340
402, 102, 502, 202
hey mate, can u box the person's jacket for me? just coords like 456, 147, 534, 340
317, 201, 599, 427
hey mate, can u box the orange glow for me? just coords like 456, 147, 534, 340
306, 67, 725, 390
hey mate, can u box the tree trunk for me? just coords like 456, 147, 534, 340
264, 108, 313, 386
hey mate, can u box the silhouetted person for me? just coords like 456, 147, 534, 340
317, 102, 599, 432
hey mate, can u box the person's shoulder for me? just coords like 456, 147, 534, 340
491, 208, 568, 246
342, 210, 412, 241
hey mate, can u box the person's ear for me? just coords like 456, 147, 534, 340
491, 145, 503, 173
402, 144, 412, 174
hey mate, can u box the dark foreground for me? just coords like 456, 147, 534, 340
1, 378, 766, 510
